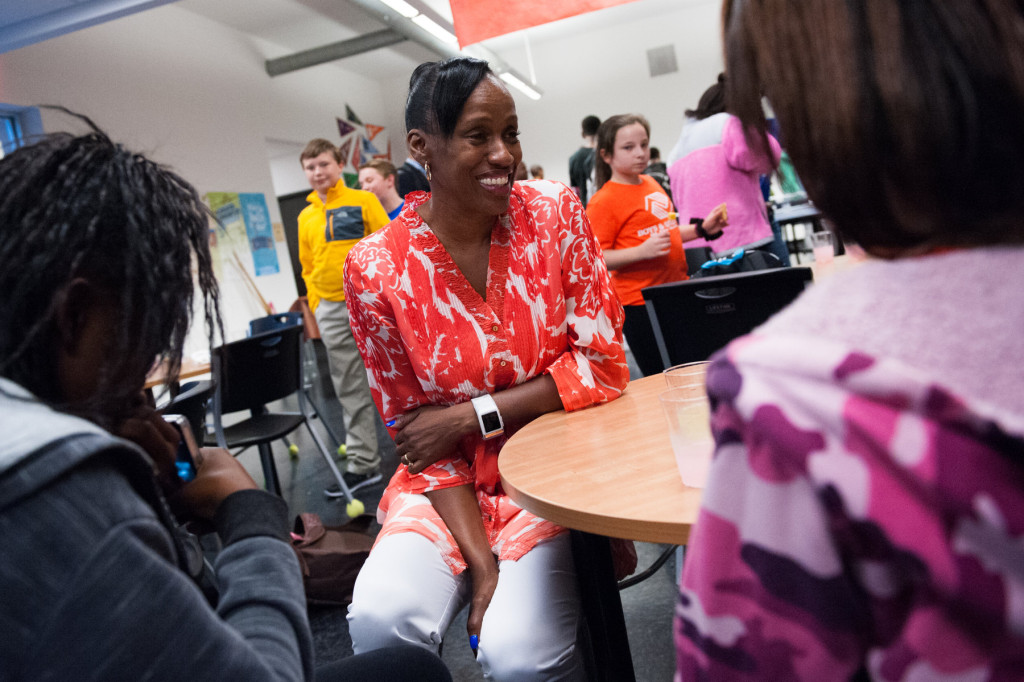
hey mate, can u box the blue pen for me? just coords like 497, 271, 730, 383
469, 634, 479, 654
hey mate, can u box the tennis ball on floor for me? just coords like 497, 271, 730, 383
337, 443, 347, 457
288, 443, 299, 458
346, 498, 365, 517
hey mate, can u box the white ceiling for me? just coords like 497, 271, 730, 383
1, 0, 713, 85
175, 0, 701, 81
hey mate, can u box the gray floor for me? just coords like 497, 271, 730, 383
231, 341, 678, 681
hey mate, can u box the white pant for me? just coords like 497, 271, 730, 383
348, 531, 586, 681
314, 298, 380, 474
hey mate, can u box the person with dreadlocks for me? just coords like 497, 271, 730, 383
0, 112, 452, 682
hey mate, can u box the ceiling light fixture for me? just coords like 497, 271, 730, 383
317, 0, 544, 99
499, 71, 541, 101
411, 14, 458, 44
377, 0, 419, 19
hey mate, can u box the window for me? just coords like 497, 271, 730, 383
0, 105, 43, 158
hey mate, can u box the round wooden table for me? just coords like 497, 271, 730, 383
144, 356, 211, 390
499, 373, 700, 545
499, 373, 702, 682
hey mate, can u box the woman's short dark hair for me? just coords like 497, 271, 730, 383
0, 110, 221, 424
593, 114, 650, 191
723, 0, 1024, 251
405, 57, 493, 138
685, 74, 727, 120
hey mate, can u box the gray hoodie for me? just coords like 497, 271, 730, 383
0, 378, 313, 681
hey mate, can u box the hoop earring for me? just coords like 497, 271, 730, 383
425, 163, 432, 182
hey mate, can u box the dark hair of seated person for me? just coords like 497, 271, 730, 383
405, 57, 493, 139
0, 108, 221, 426
722, 0, 1024, 253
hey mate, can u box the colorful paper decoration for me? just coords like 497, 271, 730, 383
335, 106, 390, 186
337, 118, 356, 138
338, 137, 353, 165
345, 104, 363, 125
361, 136, 380, 156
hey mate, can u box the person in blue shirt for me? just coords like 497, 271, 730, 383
359, 159, 406, 221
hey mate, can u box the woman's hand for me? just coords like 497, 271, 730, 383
174, 448, 259, 519
393, 403, 476, 474
703, 202, 729, 236
466, 558, 499, 652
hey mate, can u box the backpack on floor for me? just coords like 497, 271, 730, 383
290, 512, 373, 606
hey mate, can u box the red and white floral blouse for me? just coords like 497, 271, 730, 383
344, 180, 629, 574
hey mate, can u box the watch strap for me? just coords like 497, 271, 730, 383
471, 394, 505, 440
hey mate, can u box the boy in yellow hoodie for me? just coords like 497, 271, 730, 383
298, 138, 389, 494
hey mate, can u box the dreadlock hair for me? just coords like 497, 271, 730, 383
0, 108, 221, 427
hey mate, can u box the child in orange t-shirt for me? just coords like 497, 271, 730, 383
587, 114, 728, 375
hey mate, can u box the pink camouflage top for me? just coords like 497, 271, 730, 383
344, 180, 629, 574
677, 249, 1024, 680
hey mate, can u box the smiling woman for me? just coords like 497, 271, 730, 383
343, 57, 631, 681
406, 61, 522, 268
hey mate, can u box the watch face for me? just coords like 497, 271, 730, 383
481, 411, 502, 433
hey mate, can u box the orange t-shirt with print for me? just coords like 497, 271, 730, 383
586, 174, 688, 306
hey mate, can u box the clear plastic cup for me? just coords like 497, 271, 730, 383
810, 231, 835, 264
663, 361, 710, 388
659, 389, 713, 488
663, 362, 709, 401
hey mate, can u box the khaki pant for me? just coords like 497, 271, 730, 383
314, 298, 380, 475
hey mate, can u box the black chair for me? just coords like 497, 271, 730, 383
248, 311, 303, 336
248, 312, 345, 454
208, 325, 360, 512
642, 266, 814, 367
161, 380, 214, 444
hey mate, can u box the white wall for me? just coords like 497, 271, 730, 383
0, 4, 391, 344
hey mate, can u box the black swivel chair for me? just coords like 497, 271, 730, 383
207, 325, 361, 515
642, 266, 814, 368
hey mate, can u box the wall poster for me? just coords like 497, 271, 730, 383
206, 191, 280, 277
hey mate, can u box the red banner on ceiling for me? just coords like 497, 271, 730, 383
450, 0, 643, 47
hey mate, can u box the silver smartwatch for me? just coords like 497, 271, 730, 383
471, 394, 504, 440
